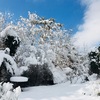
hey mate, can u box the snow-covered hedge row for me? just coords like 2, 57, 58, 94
0, 82, 21, 100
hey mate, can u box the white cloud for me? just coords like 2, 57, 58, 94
74, 0, 100, 52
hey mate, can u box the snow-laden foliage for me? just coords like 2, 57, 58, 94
0, 50, 19, 75
0, 82, 21, 100
0, 26, 20, 56
88, 46, 100, 75
0, 12, 90, 84
14, 12, 89, 84
0, 50, 20, 82
0, 12, 13, 32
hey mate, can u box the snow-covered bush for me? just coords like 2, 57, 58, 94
88, 46, 100, 75
0, 26, 20, 56
0, 50, 19, 82
0, 82, 21, 100
22, 63, 54, 86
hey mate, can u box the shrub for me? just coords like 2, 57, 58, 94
89, 61, 100, 75
88, 51, 100, 75
0, 51, 19, 82
0, 61, 12, 82
22, 63, 54, 86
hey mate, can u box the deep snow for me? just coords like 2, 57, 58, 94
19, 81, 100, 100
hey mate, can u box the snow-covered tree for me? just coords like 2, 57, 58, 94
0, 12, 13, 32
13, 12, 89, 84
0, 12, 90, 84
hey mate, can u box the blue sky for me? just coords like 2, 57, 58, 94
0, 0, 85, 32
1, 0, 100, 50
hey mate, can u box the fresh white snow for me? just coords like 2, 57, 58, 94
10, 76, 28, 82
19, 81, 100, 100
0, 26, 20, 42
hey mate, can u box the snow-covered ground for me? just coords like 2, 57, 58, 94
19, 81, 100, 100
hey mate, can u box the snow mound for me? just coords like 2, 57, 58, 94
78, 80, 100, 96
51, 67, 67, 84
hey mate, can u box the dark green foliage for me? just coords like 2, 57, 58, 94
0, 58, 12, 82
88, 51, 98, 60
3, 35, 20, 56
12, 81, 28, 89
97, 92, 100, 96
22, 64, 54, 86
89, 61, 99, 75
88, 47, 100, 75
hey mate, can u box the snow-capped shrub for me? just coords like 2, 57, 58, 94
4, 35, 20, 56
89, 61, 99, 75
88, 47, 100, 75
0, 26, 20, 56
22, 64, 54, 86
15, 45, 39, 67
0, 51, 19, 82
0, 60, 12, 82
0, 82, 21, 100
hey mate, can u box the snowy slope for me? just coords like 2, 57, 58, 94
19, 81, 100, 100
